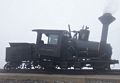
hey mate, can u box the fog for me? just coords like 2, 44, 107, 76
0, 0, 120, 68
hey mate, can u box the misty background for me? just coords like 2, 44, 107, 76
0, 0, 120, 68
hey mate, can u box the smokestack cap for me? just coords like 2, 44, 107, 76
99, 13, 116, 25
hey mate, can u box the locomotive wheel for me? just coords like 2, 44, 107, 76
33, 65, 41, 70
23, 61, 32, 69
104, 63, 110, 70
4, 63, 10, 70
4, 62, 21, 70
44, 64, 56, 71
44, 66, 56, 71
17, 64, 23, 69
60, 62, 68, 70
93, 66, 105, 71
32, 61, 40, 69
74, 62, 82, 70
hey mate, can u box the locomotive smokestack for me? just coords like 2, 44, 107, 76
99, 13, 116, 43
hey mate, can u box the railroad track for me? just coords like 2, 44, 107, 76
0, 69, 120, 75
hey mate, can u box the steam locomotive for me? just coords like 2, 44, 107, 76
4, 13, 119, 71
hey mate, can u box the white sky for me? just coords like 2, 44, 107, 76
0, 0, 120, 68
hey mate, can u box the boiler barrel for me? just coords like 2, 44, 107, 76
75, 40, 99, 51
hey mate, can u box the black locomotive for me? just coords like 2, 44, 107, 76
4, 13, 119, 71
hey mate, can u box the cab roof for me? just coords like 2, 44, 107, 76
32, 29, 68, 34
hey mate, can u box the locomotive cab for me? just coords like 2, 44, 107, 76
32, 29, 71, 69
33, 29, 70, 58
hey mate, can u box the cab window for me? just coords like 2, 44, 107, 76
41, 33, 58, 45
48, 34, 58, 45
41, 33, 48, 44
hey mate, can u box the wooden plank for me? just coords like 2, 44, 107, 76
0, 73, 119, 83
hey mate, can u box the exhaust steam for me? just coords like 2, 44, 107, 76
103, 0, 119, 14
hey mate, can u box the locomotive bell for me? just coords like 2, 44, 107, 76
99, 13, 116, 43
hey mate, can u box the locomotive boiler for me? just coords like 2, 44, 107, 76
4, 13, 119, 71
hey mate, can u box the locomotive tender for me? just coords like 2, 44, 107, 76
4, 13, 119, 71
